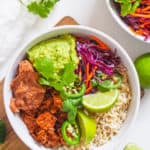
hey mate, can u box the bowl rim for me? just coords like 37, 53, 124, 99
105, 0, 150, 44
3, 25, 141, 150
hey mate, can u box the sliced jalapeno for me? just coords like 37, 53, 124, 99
64, 84, 86, 99
92, 74, 122, 92
99, 75, 122, 91
61, 120, 81, 145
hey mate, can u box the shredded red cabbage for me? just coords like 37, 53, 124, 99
76, 37, 120, 76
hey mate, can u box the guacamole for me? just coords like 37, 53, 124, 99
28, 34, 79, 82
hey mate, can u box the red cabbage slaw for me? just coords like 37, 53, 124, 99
75, 36, 120, 94
115, 0, 150, 41
76, 36, 120, 75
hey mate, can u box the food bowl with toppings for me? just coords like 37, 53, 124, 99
106, 0, 150, 43
3, 25, 140, 150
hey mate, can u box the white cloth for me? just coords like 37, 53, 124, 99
0, 0, 37, 80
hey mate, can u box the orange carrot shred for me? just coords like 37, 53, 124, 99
79, 67, 82, 81
85, 65, 97, 93
89, 35, 110, 50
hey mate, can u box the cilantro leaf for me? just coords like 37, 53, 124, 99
48, 81, 64, 91
114, 0, 141, 17
39, 77, 51, 86
61, 62, 77, 85
27, 0, 60, 18
36, 58, 77, 92
39, 77, 64, 91
121, 2, 132, 16
68, 107, 77, 123
130, 0, 141, 13
62, 100, 73, 112
34, 56, 55, 80
62, 100, 77, 123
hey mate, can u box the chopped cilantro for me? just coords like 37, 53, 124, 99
35, 58, 77, 92
114, 0, 141, 16
20, 0, 60, 18
62, 100, 78, 123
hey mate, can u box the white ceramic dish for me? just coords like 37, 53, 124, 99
3, 25, 140, 150
105, 0, 150, 44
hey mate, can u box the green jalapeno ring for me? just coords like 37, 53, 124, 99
64, 84, 86, 99
61, 120, 81, 145
92, 75, 122, 92
98, 75, 122, 92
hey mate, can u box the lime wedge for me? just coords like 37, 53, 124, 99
82, 89, 119, 112
77, 111, 96, 145
124, 143, 143, 150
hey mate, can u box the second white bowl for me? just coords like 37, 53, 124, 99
105, 0, 150, 43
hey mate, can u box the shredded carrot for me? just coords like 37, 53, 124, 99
88, 66, 97, 80
89, 35, 110, 50
79, 67, 82, 81
78, 61, 96, 94
85, 62, 90, 85
85, 64, 97, 93
131, 13, 150, 18
85, 82, 92, 94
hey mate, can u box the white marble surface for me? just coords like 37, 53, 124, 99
0, 0, 38, 79
1, 0, 150, 149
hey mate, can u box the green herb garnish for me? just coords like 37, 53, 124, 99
36, 58, 77, 91
34, 57, 81, 122
62, 84, 85, 123
114, 0, 141, 16
62, 100, 78, 123
20, 0, 60, 18
0, 119, 6, 144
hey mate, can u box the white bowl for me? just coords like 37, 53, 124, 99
3, 25, 140, 150
105, 0, 150, 43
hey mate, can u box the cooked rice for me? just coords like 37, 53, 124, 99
57, 64, 131, 150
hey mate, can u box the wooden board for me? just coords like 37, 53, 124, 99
0, 16, 78, 150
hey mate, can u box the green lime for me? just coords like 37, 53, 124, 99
0, 119, 6, 144
82, 89, 119, 112
134, 53, 150, 88
77, 111, 96, 145
124, 143, 143, 150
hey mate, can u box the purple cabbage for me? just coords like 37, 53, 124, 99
76, 37, 120, 76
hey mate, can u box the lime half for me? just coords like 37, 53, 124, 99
124, 143, 143, 150
82, 89, 119, 112
77, 111, 96, 145
134, 53, 150, 88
